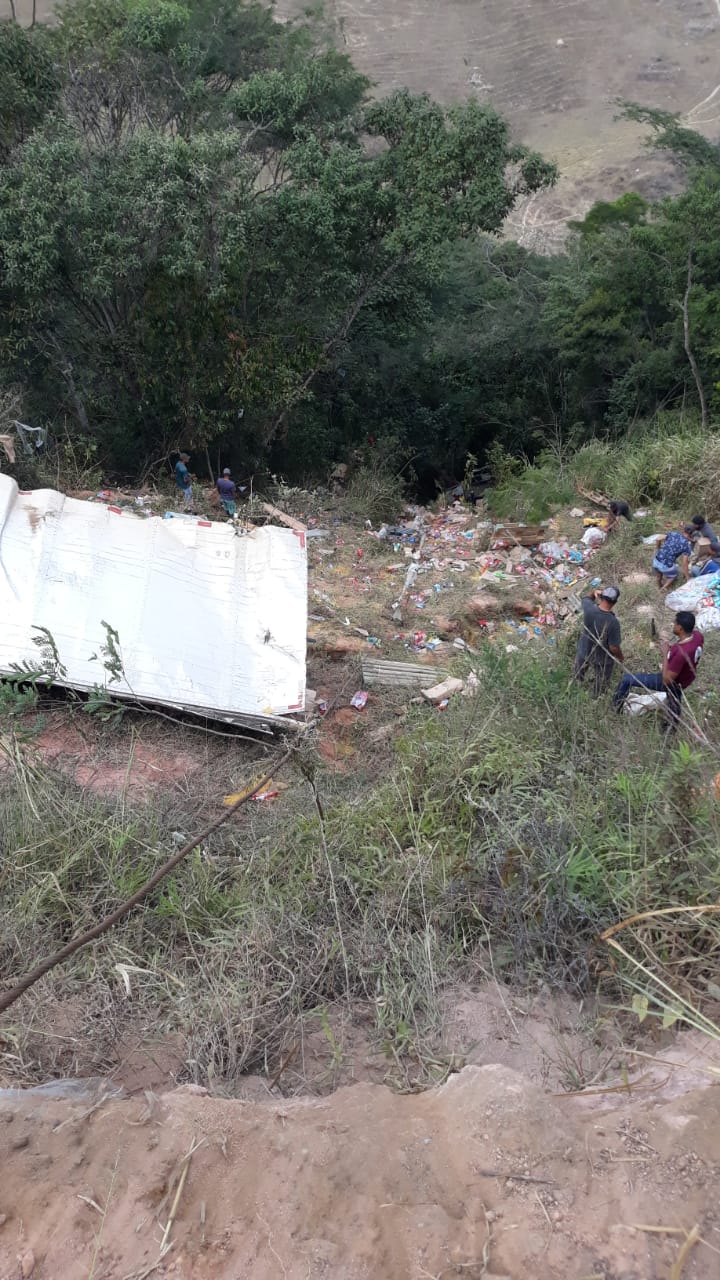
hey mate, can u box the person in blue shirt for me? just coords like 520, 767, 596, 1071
216, 467, 237, 517
653, 523, 694, 591
174, 452, 193, 510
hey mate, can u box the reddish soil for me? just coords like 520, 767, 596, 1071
1, 1044, 719, 1280
31, 715, 203, 796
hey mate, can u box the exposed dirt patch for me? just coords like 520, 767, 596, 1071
275, 0, 720, 245
1, 1056, 719, 1279
27, 713, 210, 797
13, 707, 266, 803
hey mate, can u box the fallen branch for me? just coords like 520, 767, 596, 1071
0, 746, 294, 1016
600, 904, 720, 941
260, 502, 307, 533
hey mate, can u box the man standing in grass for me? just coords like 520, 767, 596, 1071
652, 523, 694, 590
174, 452, 194, 511
613, 610, 704, 729
574, 585, 623, 696
216, 467, 237, 517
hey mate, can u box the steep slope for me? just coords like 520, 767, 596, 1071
277, 0, 720, 245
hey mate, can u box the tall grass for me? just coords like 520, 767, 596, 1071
3, 631, 720, 1089
486, 413, 720, 519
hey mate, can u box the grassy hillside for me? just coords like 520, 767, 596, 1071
3, 467, 720, 1088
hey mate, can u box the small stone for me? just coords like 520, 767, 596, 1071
0, 1214, 7, 1227
556, 37, 565, 46
11, 1135, 29, 1151
19, 1248, 35, 1279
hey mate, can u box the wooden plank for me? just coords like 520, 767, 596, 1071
362, 657, 447, 688
260, 502, 308, 533
492, 523, 546, 548
576, 486, 610, 508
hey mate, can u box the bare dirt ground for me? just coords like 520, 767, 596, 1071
1, 1033, 719, 1280
276, 0, 720, 246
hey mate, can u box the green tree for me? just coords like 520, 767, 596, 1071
0, 20, 59, 158
0, 0, 555, 479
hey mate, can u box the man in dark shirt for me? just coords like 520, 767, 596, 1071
690, 514, 720, 555
612, 610, 704, 729
216, 467, 237, 517
574, 585, 623, 696
607, 500, 632, 532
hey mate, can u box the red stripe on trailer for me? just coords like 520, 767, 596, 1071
293, 531, 306, 550
108, 506, 123, 514
198, 520, 212, 527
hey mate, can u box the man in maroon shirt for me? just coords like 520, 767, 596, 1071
612, 611, 704, 728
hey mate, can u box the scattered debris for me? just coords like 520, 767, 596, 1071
422, 676, 464, 705
350, 691, 369, 711
462, 670, 480, 697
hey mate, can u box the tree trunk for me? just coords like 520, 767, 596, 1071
48, 334, 91, 434
681, 249, 710, 430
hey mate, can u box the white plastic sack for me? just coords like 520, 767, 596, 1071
666, 572, 720, 612
624, 691, 667, 716
581, 526, 606, 548
696, 606, 720, 633
0, 476, 307, 722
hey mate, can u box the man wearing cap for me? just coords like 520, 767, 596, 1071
574, 585, 624, 696
216, 467, 237, 517
174, 451, 194, 510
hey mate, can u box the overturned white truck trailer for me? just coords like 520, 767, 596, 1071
0, 477, 307, 733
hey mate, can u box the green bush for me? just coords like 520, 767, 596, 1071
570, 412, 719, 513
486, 458, 575, 521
